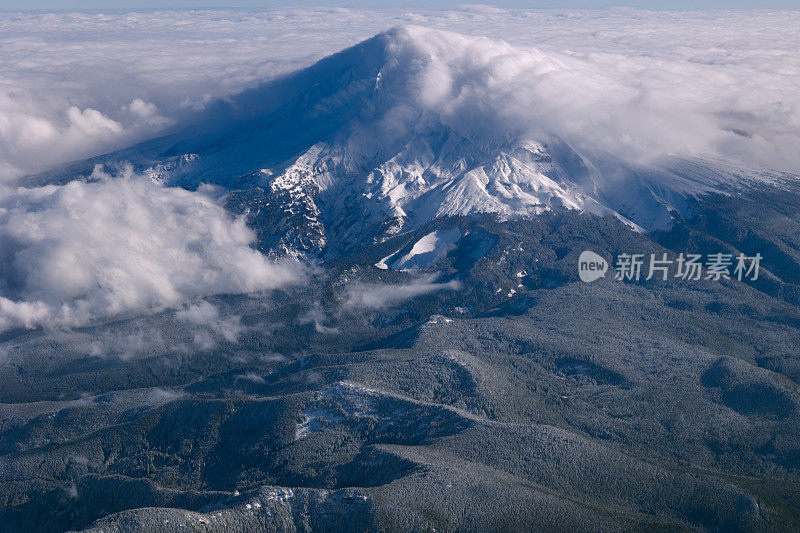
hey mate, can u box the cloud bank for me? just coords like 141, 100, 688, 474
0, 167, 301, 332
1, 8, 799, 180
365, 23, 800, 173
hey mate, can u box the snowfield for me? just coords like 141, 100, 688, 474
377, 229, 461, 270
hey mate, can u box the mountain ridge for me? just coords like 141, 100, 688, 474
26, 25, 798, 259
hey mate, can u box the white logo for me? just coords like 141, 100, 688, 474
578, 250, 608, 283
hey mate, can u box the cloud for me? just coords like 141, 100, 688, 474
0, 93, 170, 182
298, 302, 339, 334
366, 23, 800, 173
148, 388, 187, 403
0, 167, 303, 332
0, 9, 382, 182
260, 352, 287, 363
69, 455, 92, 467
1, 9, 798, 181
346, 277, 462, 310
176, 300, 244, 348
63, 482, 79, 500
236, 372, 266, 384
77, 328, 167, 360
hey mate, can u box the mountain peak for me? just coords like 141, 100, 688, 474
33, 26, 793, 258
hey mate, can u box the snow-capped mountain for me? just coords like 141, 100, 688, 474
34, 26, 795, 258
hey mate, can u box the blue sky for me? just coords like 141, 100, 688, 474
1, 0, 799, 11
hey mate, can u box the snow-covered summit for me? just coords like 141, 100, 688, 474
35, 26, 796, 258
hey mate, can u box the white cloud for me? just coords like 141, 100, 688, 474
176, 300, 244, 348
236, 372, 266, 384
78, 328, 166, 360
367, 23, 800, 173
0, 167, 303, 332
122, 98, 171, 128
346, 276, 462, 310
64, 482, 79, 499
69, 455, 92, 467
65, 106, 123, 137
148, 388, 187, 403
0, 93, 169, 182
260, 352, 287, 363
298, 302, 339, 334
0, 9, 386, 182
1, 9, 798, 180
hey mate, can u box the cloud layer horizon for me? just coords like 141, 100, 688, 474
1, 8, 799, 181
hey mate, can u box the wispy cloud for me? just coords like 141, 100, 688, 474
176, 300, 244, 349
299, 301, 340, 334
148, 387, 187, 404
236, 372, 266, 384
345, 276, 462, 310
78, 328, 166, 360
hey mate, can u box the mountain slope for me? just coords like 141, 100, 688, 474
29, 26, 796, 259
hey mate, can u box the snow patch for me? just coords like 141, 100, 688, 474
377, 228, 461, 270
